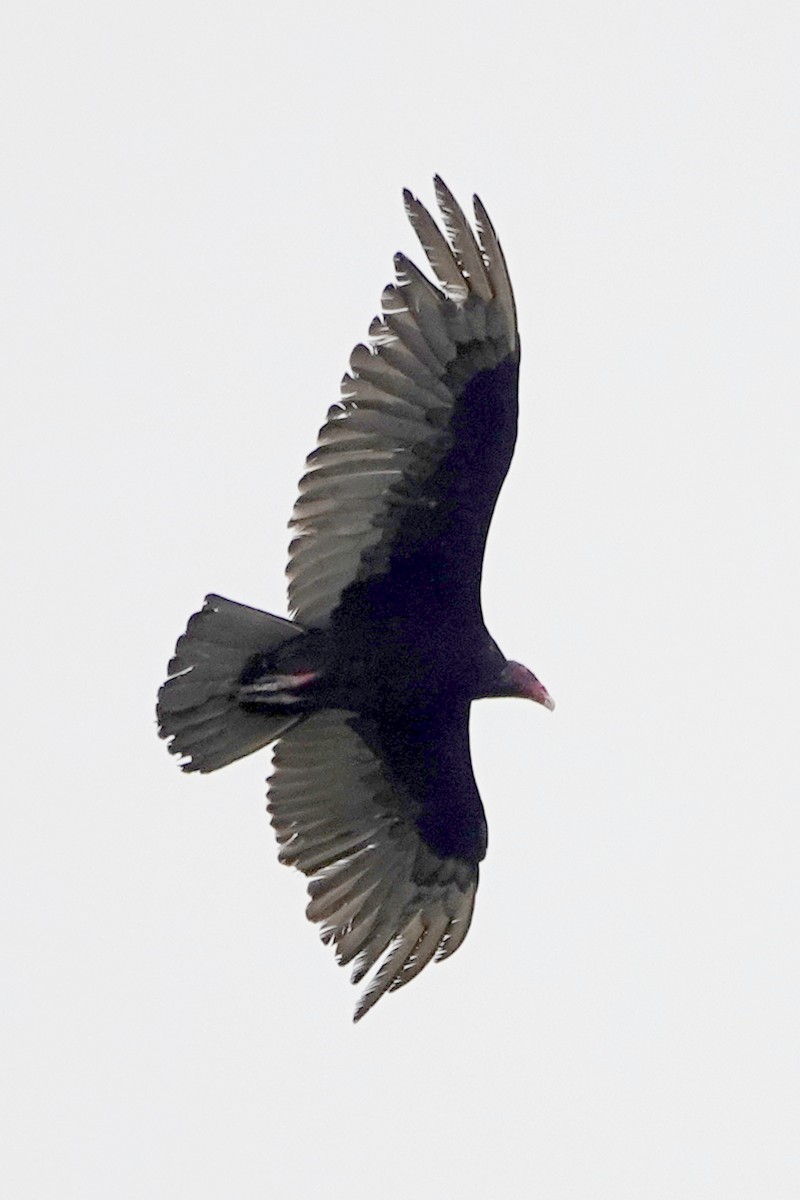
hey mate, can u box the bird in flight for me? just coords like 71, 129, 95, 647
157, 178, 554, 1020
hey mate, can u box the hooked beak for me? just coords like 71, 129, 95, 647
531, 680, 556, 711
501, 661, 555, 711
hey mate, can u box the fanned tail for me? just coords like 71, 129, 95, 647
157, 594, 306, 773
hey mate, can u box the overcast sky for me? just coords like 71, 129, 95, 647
3, 3, 799, 1197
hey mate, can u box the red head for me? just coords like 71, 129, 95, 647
495, 660, 555, 710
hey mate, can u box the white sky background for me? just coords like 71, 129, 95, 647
3, 2, 799, 1196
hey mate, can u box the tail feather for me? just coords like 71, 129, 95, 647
158, 594, 306, 773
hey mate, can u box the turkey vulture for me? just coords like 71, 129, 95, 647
157, 178, 553, 1020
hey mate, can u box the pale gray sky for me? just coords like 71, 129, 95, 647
3, 3, 799, 1197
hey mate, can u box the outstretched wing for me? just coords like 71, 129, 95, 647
287, 178, 519, 630
268, 706, 485, 1021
